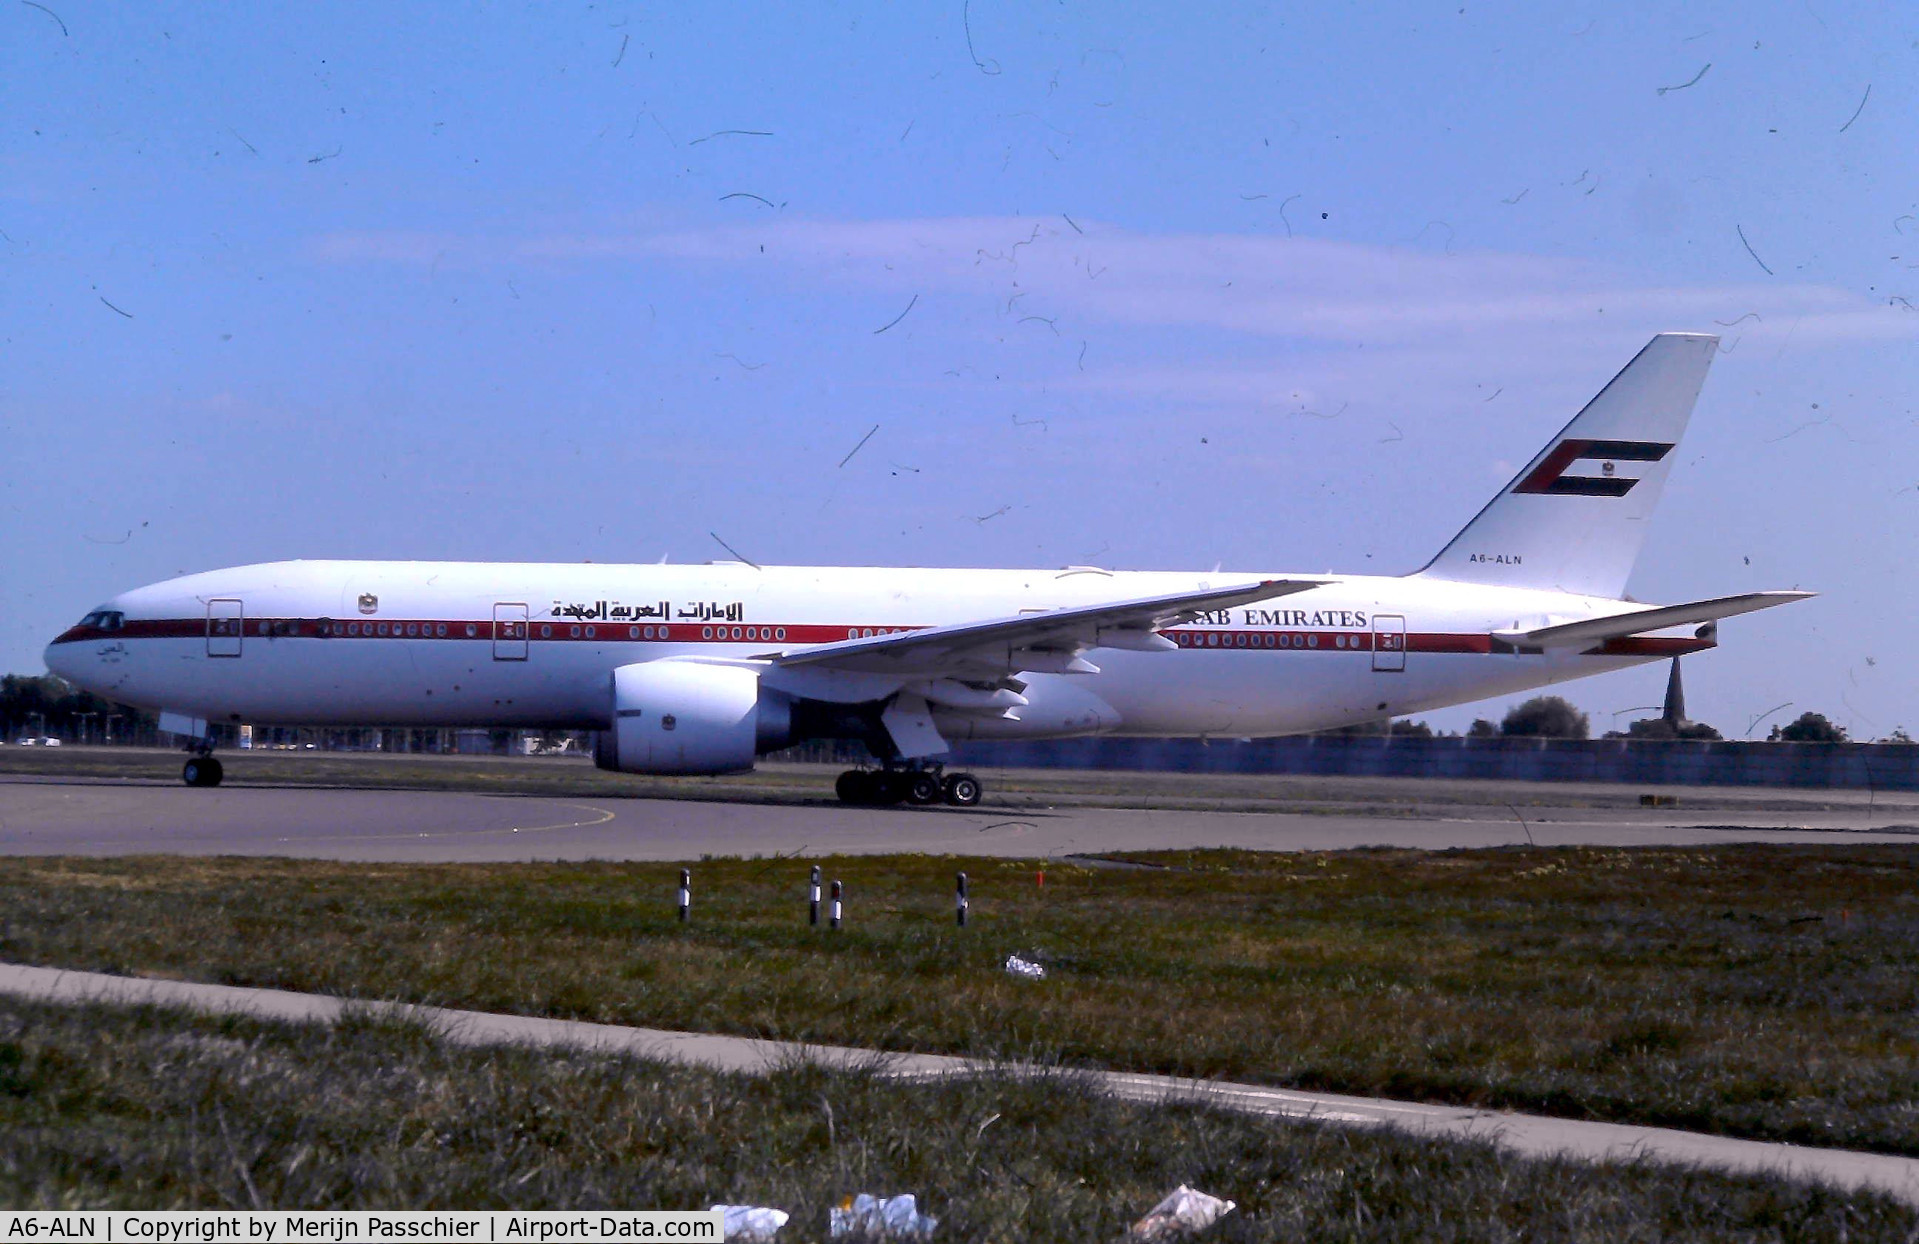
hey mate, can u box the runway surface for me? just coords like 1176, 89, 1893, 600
4, 775, 1917, 860
4, 961, 1913, 1205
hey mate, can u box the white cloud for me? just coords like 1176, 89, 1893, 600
308, 215, 1911, 404
604, 215, 1904, 346
309, 230, 469, 264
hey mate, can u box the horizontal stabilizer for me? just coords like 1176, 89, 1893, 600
1495, 590, 1814, 649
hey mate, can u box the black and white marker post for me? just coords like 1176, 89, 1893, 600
956, 872, 969, 927
678, 868, 691, 924
830, 879, 843, 931
809, 865, 821, 927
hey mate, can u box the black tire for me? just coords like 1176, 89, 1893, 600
904, 771, 943, 805
943, 772, 982, 807
184, 757, 226, 788
871, 772, 908, 805
832, 767, 878, 806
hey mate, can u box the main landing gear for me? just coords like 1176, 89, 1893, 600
835, 764, 982, 807
181, 742, 223, 788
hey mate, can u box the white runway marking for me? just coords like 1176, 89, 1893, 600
274, 799, 619, 846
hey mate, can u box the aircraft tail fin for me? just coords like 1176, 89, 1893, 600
1416, 332, 1718, 599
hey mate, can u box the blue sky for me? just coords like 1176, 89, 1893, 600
6, 1, 1916, 737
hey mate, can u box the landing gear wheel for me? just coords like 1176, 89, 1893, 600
942, 772, 981, 807
182, 757, 224, 788
871, 772, 908, 805
904, 771, 943, 805
837, 770, 896, 805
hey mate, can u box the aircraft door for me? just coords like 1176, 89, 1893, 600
207, 599, 244, 658
493, 603, 529, 660
1372, 614, 1406, 673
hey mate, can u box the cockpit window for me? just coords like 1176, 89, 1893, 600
79, 610, 124, 631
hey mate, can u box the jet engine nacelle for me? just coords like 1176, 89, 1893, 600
594, 660, 792, 776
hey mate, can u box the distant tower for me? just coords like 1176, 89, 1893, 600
1662, 658, 1689, 729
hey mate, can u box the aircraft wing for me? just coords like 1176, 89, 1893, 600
767, 578, 1328, 677
1496, 590, 1814, 649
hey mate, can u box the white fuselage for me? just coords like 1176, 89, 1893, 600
45, 559, 1700, 740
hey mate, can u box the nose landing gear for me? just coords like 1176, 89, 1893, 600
835, 763, 981, 807
182, 755, 224, 787
180, 735, 223, 787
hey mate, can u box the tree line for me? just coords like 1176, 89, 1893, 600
1358, 697, 1892, 744
0, 674, 159, 744
0, 673, 1900, 749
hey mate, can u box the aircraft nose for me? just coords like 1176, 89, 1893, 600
43, 636, 77, 681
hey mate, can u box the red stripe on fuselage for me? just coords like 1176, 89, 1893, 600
48, 618, 1713, 656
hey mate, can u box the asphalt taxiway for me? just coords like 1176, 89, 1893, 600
3, 775, 1916, 861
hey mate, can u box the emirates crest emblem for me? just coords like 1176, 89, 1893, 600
357, 593, 378, 614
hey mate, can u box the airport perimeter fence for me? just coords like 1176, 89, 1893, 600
944, 735, 1919, 791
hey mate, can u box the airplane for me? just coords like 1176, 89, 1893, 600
45, 333, 1811, 803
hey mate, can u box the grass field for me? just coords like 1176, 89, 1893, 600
5, 845, 1917, 1158
0, 745, 1899, 815
2, 996, 1910, 1239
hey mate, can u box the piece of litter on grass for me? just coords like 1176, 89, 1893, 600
1129, 1185, 1238, 1241
711, 1205, 789, 1242
829, 1193, 938, 1239
1003, 954, 1046, 980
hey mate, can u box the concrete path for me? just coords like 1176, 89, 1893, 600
4, 961, 1916, 1206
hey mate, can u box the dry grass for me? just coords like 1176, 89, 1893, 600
4, 846, 1918, 1157
1, 997, 1910, 1240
